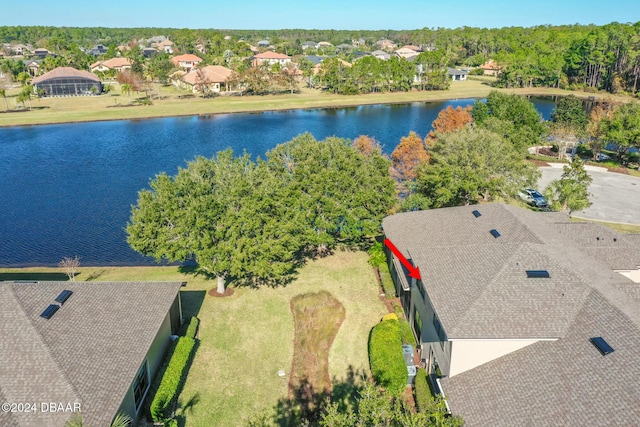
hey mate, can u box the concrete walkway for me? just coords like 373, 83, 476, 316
538, 163, 640, 225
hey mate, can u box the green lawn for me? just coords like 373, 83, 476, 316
1, 79, 631, 128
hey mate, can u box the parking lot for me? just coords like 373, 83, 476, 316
538, 164, 640, 225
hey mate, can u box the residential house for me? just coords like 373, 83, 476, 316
317, 41, 333, 49
33, 48, 54, 59
177, 65, 235, 93
447, 68, 468, 81
401, 45, 422, 52
336, 43, 353, 52
143, 47, 159, 58
376, 39, 397, 51
32, 67, 102, 96
146, 35, 167, 45
257, 40, 271, 48
394, 47, 420, 59
10, 44, 31, 56
0, 281, 183, 427
352, 38, 366, 47
302, 41, 318, 50
25, 59, 42, 77
171, 54, 203, 72
382, 203, 640, 426
156, 40, 174, 54
252, 51, 291, 67
90, 57, 133, 74
479, 59, 500, 76
371, 50, 390, 60
88, 44, 109, 57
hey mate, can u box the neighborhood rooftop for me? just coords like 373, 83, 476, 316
0, 281, 183, 427
382, 203, 640, 425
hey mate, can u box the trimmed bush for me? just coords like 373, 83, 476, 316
382, 313, 398, 322
369, 318, 407, 395
164, 419, 179, 427
185, 316, 200, 339
378, 262, 396, 297
398, 318, 415, 345
149, 336, 197, 422
414, 368, 434, 412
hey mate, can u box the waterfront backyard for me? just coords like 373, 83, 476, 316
0, 250, 387, 426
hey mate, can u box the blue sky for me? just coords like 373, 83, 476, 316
2, 0, 639, 30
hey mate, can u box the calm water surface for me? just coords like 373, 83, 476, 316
0, 98, 555, 266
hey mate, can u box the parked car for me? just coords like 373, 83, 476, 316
519, 188, 549, 209
596, 153, 611, 161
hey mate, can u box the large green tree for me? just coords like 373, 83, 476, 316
598, 102, 640, 163
127, 150, 307, 293
266, 133, 395, 252
413, 126, 540, 207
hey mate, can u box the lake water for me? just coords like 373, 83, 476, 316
0, 97, 556, 267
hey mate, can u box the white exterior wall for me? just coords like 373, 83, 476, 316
448, 339, 548, 377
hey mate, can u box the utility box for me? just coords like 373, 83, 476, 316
402, 344, 414, 366
407, 365, 417, 385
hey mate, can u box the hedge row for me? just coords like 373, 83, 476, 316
414, 368, 434, 413
378, 262, 396, 298
369, 318, 407, 395
149, 336, 197, 422
185, 316, 200, 339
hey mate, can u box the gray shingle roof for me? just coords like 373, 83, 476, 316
441, 290, 640, 426
1, 281, 182, 427
383, 203, 640, 425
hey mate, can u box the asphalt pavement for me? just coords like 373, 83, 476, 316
537, 164, 640, 225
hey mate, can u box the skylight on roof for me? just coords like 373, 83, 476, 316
590, 337, 614, 356
526, 270, 550, 278
490, 229, 501, 238
55, 289, 73, 305
472, 210, 481, 218
40, 304, 60, 319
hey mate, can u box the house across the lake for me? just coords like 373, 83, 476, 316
0, 281, 183, 427
32, 67, 102, 96
382, 203, 640, 426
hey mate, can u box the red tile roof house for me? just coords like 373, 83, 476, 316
251, 52, 291, 67
170, 54, 203, 72
32, 67, 102, 96
479, 59, 501, 76
0, 281, 184, 427
90, 57, 133, 73
382, 203, 640, 426
177, 65, 235, 93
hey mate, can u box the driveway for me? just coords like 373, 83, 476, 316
538, 164, 640, 225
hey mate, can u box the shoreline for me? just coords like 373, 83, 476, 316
1, 80, 633, 128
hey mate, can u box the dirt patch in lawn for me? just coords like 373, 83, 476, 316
287, 291, 346, 423
207, 287, 235, 297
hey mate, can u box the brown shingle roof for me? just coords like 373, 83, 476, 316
90, 57, 132, 70
182, 65, 233, 85
32, 67, 100, 84
1, 281, 182, 427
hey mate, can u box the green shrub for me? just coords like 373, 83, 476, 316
163, 419, 179, 427
185, 316, 200, 339
369, 318, 407, 395
149, 336, 197, 422
398, 318, 415, 345
414, 368, 434, 412
378, 261, 396, 297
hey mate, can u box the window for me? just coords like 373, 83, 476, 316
133, 361, 149, 411
413, 308, 422, 340
433, 313, 446, 349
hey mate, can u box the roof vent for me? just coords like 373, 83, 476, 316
55, 289, 73, 305
490, 229, 501, 238
526, 270, 550, 278
40, 304, 60, 319
590, 337, 614, 356
472, 210, 481, 218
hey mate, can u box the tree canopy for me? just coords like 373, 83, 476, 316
127, 134, 395, 292
413, 126, 540, 208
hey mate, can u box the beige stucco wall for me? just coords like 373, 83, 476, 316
616, 269, 640, 283
449, 339, 548, 377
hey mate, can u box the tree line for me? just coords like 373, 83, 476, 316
2, 22, 640, 95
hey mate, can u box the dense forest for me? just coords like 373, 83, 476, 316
1, 22, 639, 95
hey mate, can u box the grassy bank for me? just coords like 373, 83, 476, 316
1, 79, 631, 127
0, 251, 386, 426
